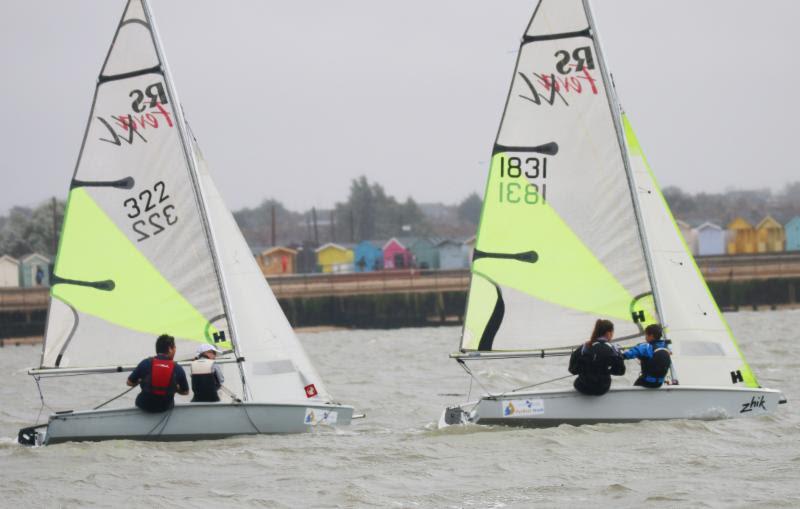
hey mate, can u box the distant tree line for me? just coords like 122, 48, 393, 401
3, 181, 798, 256
0, 199, 64, 258
663, 182, 800, 226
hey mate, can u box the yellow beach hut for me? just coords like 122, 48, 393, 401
315, 243, 354, 273
755, 216, 785, 253
726, 217, 756, 255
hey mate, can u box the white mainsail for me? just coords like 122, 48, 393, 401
39, 0, 331, 404
461, 0, 658, 353
42, 0, 231, 370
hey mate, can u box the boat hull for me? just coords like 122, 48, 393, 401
42, 402, 354, 445
440, 386, 785, 428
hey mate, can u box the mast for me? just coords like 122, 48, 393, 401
140, 0, 250, 399
582, 0, 669, 341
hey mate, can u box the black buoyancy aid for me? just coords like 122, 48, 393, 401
144, 358, 176, 397
641, 347, 671, 383
191, 359, 220, 402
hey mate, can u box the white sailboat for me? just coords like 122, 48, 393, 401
19, 0, 352, 445
440, 0, 785, 428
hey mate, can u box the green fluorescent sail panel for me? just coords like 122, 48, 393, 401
475, 152, 652, 317
52, 188, 226, 347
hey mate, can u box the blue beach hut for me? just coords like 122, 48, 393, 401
354, 241, 384, 272
786, 216, 800, 252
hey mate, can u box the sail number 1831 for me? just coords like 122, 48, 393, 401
498, 156, 548, 205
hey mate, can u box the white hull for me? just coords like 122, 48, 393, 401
440, 386, 786, 428
32, 402, 353, 445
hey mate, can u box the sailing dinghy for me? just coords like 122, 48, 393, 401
19, 0, 352, 445
440, 0, 785, 428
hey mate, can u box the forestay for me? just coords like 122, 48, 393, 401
622, 115, 759, 388
461, 0, 658, 353
39, 0, 331, 404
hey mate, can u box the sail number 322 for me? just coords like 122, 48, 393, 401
123, 181, 178, 242
498, 156, 547, 205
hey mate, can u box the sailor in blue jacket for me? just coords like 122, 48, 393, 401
623, 324, 672, 388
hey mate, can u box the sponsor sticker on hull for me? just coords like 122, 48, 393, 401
503, 398, 545, 417
304, 408, 338, 426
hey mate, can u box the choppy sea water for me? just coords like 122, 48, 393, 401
1, 310, 798, 508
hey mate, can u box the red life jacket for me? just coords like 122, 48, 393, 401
146, 357, 176, 397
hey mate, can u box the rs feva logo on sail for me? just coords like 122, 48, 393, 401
518, 46, 600, 107
98, 82, 175, 146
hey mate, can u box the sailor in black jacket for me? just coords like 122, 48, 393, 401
569, 319, 626, 396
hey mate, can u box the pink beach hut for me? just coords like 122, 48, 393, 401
382, 238, 412, 269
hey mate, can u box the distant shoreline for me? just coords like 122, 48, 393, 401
2, 305, 799, 348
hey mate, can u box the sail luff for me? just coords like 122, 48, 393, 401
580, 0, 668, 342
138, 0, 250, 399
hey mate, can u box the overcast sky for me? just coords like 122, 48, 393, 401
1, 0, 798, 214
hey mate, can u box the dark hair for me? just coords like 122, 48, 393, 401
590, 319, 614, 341
155, 334, 175, 354
645, 324, 663, 340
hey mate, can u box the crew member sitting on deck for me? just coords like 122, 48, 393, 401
191, 344, 224, 402
623, 323, 671, 388
568, 319, 626, 396
127, 334, 189, 413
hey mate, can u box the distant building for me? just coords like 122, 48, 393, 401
408, 238, 439, 269
437, 239, 468, 270
259, 246, 297, 275
726, 217, 756, 255
786, 216, 800, 252
20, 253, 51, 287
315, 243, 354, 273
755, 216, 785, 253
0, 255, 20, 287
696, 223, 725, 256
383, 238, 412, 270
464, 235, 476, 264
353, 241, 383, 273
293, 241, 320, 274
676, 219, 698, 255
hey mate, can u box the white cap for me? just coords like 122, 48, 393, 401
196, 343, 222, 356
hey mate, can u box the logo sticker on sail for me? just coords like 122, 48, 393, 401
304, 408, 338, 426
503, 399, 545, 417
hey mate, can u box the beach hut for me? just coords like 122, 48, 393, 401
437, 239, 468, 270
726, 217, 756, 255
786, 216, 800, 252
20, 253, 51, 287
755, 216, 785, 253
315, 243, 354, 273
696, 223, 725, 256
464, 235, 476, 263
383, 238, 412, 270
0, 255, 20, 287
294, 241, 320, 274
676, 219, 698, 255
353, 241, 383, 272
259, 246, 297, 275
408, 238, 439, 270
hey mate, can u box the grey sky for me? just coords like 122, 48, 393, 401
1, 0, 798, 215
